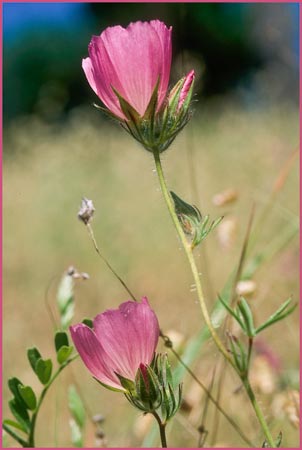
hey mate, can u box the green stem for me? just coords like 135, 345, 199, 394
152, 147, 276, 447
244, 380, 276, 447
152, 411, 167, 448
247, 337, 253, 373
28, 355, 78, 447
153, 148, 234, 367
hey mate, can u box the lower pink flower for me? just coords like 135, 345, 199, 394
70, 297, 159, 391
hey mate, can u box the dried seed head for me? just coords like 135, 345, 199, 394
78, 197, 95, 224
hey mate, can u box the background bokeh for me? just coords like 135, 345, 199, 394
3, 2, 299, 448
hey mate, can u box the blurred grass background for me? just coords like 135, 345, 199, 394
2, 2, 299, 448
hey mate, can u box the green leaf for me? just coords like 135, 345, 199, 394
3, 418, 28, 434
18, 385, 37, 411
35, 358, 52, 384
82, 318, 93, 328
68, 385, 86, 429
27, 347, 41, 373
255, 297, 297, 334
237, 298, 255, 337
55, 331, 69, 352
8, 399, 30, 433
57, 345, 73, 364
69, 418, 83, 447
218, 295, 246, 332
8, 378, 27, 409
170, 191, 201, 224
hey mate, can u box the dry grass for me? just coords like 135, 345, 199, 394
3, 98, 299, 447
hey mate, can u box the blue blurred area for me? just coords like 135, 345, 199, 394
2, 2, 299, 125
3, 2, 90, 43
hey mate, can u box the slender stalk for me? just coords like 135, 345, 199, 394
247, 337, 254, 372
152, 147, 276, 447
86, 223, 138, 301
152, 411, 167, 448
28, 355, 78, 447
243, 380, 276, 447
153, 148, 234, 367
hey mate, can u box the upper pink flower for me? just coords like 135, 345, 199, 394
82, 20, 172, 119
70, 297, 160, 391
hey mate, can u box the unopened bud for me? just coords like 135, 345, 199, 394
78, 197, 95, 224
177, 70, 195, 111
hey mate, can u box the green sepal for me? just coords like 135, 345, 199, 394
18, 385, 37, 411
8, 399, 30, 433
255, 297, 297, 334
68, 385, 86, 429
142, 77, 160, 121
93, 377, 125, 393
55, 331, 69, 352
27, 347, 42, 373
111, 86, 140, 123
82, 318, 93, 328
35, 358, 52, 384
153, 354, 182, 421
3, 418, 28, 434
167, 77, 185, 115
135, 365, 162, 411
237, 298, 255, 337
57, 345, 73, 364
115, 373, 136, 394
93, 102, 121, 122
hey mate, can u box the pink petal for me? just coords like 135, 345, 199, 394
70, 323, 125, 391
177, 69, 195, 110
93, 297, 159, 380
149, 20, 172, 109
83, 21, 172, 117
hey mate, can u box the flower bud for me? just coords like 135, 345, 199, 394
125, 363, 162, 413
177, 70, 195, 112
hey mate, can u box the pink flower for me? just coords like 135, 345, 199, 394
83, 20, 172, 119
70, 297, 160, 391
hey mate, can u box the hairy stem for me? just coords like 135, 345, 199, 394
152, 411, 167, 448
153, 148, 233, 366
152, 147, 276, 447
